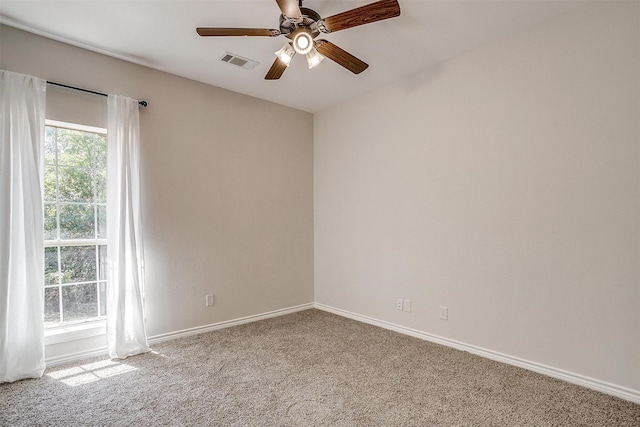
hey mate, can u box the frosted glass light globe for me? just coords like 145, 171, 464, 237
293, 31, 313, 55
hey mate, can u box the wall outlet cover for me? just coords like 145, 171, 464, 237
206, 294, 214, 307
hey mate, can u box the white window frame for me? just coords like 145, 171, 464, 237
44, 120, 108, 343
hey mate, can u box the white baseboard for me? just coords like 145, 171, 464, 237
148, 303, 314, 344
45, 303, 314, 367
43, 301, 639, 404
314, 303, 640, 404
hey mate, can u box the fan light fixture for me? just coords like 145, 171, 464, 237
292, 30, 313, 55
277, 29, 323, 70
306, 47, 324, 69
275, 44, 295, 66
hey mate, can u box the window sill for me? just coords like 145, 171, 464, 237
45, 321, 106, 345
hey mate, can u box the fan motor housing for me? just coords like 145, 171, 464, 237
280, 7, 321, 39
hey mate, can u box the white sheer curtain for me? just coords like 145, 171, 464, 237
106, 94, 150, 359
0, 70, 46, 382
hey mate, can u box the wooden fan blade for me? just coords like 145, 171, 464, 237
320, 0, 400, 33
275, 0, 302, 19
196, 28, 279, 37
315, 40, 369, 74
265, 58, 288, 80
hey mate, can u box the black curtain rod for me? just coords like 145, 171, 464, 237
47, 81, 148, 108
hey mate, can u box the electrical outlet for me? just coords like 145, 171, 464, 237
403, 299, 411, 313
439, 306, 448, 320
206, 294, 214, 307
396, 299, 404, 310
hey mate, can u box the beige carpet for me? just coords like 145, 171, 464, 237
1, 309, 638, 426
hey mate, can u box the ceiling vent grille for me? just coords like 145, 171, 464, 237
220, 52, 259, 71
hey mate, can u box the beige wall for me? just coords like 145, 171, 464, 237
1, 25, 314, 348
314, 2, 639, 391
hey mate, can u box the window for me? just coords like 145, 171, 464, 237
44, 121, 107, 328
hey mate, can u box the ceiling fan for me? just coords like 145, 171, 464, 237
196, 0, 401, 80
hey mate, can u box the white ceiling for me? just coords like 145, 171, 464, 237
0, 0, 584, 113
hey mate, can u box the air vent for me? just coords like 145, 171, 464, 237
219, 52, 259, 71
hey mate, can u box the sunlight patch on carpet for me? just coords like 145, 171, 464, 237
46, 359, 137, 386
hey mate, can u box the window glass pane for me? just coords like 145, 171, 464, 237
59, 204, 95, 239
44, 287, 61, 326
94, 134, 107, 169
44, 204, 57, 241
62, 283, 98, 322
98, 245, 108, 281
57, 128, 93, 168
99, 281, 107, 317
58, 166, 93, 202
45, 247, 59, 285
97, 205, 106, 239
95, 169, 106, 203
60, 245, 96, 283
45, 127, 57, 165
44, 166, 56, 203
